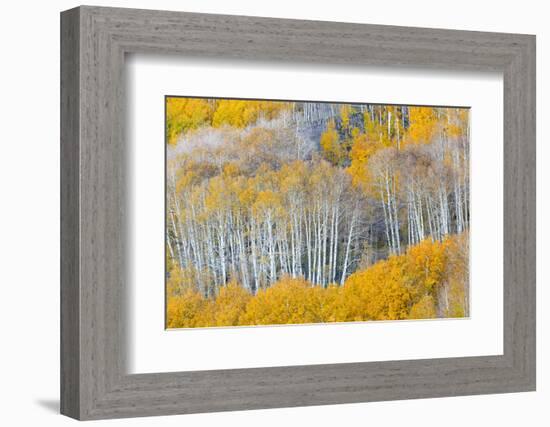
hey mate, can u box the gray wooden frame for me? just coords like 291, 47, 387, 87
60, 5, 536, 421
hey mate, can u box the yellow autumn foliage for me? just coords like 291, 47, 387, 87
408, 295, 438, 319
166, 98, 213, 145
320, 119, 343, 166
406, 106, 439, 145
212, 100, 290, 128
166, 288, 207, 329
347, 133, 380, 188
166, 234, 468, 328
240, 277, 325, 325
166, 98, 291, 145
341, 256, 413, 321
340, 104, 352, 129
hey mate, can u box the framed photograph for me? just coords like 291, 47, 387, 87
61, 6, 536, 420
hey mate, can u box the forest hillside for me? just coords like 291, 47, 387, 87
166, 98, 470, 327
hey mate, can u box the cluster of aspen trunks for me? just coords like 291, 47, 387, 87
166, 99, 469, 301
167, 235, 469, 328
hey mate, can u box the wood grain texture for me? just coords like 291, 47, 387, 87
60, 7, 80, 419
60, 5, 536, 420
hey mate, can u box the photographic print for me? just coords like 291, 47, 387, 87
166, 97, 470, 329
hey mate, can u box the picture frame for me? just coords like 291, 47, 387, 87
60, 5, 536, 420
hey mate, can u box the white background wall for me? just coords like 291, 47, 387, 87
0, 0, 546, 425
